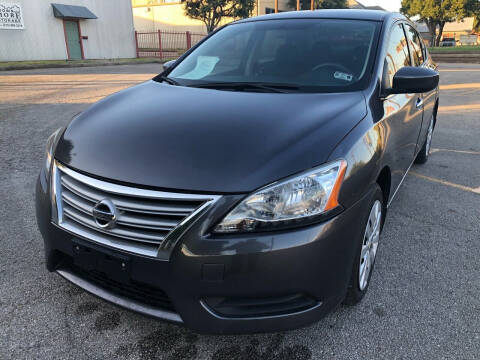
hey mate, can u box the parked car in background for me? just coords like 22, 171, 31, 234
36, 10, 439, 334
440, 37, 457, 47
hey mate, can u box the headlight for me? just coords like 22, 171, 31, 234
214, 160, 347, 233
45, 128, 63, 175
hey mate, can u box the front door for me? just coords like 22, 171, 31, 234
404, 24, 436, 153
381, 23, 424, 193
64, 20, 82, 60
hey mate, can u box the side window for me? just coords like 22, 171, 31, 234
404, 24, 424, 66
421, 36, 428, 61
384, 24, 411, 88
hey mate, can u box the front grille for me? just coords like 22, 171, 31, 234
52, 161, 219, 258
61, 256, 175, 312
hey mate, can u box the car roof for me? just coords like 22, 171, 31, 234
237, 9, 401, 23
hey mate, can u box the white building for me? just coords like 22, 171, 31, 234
0, 0, 136, 61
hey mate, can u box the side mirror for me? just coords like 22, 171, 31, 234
162, 60, 176, 71
389, 66, 439, 94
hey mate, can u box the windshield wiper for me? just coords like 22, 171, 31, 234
158, 75, 181, 86
189, 82, 300, 93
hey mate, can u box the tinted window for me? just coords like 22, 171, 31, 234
384, 24, 411, 88
405, 24, 424, 66
167, 19, 380, 92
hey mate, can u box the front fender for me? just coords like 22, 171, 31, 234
327, 115, 385, 210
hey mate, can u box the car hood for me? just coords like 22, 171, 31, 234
55, 81, 366, 193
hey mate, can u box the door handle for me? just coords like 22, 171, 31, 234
416, 97, 424, 109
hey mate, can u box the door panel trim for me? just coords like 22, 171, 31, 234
77, 20, 85, 60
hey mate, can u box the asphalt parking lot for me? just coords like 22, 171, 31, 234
1, 63, 479, 359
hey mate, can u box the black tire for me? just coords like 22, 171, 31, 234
415, 114, 435, 164
343, 184, 384, 305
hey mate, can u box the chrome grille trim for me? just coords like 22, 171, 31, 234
63, 205, 167, 243
60, 175, 197, 215
52, 160, 220, 259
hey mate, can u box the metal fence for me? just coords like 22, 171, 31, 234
135, 30, 207, 59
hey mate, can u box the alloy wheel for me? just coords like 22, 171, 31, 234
358, 200, 382, 291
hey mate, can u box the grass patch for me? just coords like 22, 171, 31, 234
0, 58, 166, 70
428, 45, 480, 53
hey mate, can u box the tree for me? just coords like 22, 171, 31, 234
183, 0, 255, 33
401, 0, 467, 46
288, 0, 347, 11
465, 0, 480, 32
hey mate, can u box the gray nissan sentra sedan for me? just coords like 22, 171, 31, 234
36, 10, 439, 334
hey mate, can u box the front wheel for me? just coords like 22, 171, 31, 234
343, 185, 384, 305
415, 115, 434, 164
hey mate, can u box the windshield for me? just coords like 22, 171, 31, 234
166, 19, 380, 92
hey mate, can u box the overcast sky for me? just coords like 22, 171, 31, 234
360, 0, 402, 12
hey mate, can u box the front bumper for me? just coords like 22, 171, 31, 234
36, 170, 371, 334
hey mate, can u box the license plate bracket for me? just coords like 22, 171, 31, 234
72, 239, 131, 282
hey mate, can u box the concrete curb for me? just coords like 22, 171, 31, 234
431, 52, 480, 63
3, 53, 479, 71
0, 59, 165, 72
